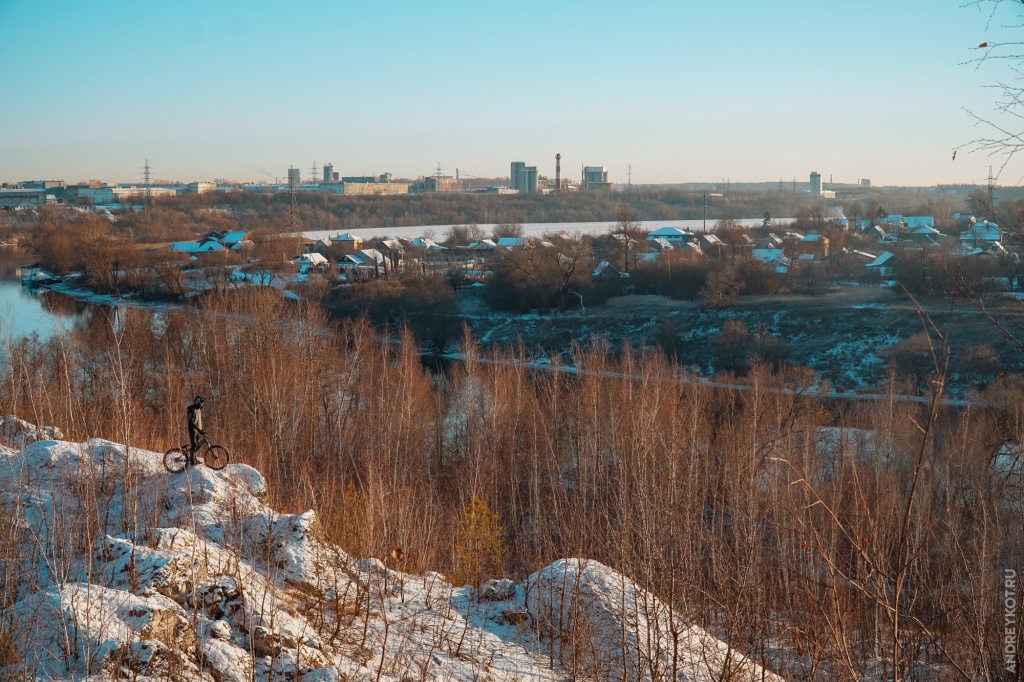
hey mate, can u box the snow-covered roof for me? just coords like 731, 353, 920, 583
296, 252, 328, 265
700, 234, 724, 246
333, 232, 362, 242
960, 221, 1001, 242
344, 249, 385, 265
752, 248, 787, 263
195, 241, 226, 252
647, 226, 690, 238
496, 237, 526, 247
221, 230, 249, 243
867, 251, 895, 268
468, 239, 497, 250
412, 237, 447, 250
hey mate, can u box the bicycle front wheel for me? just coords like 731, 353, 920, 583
205, 444, 230, 470
163, 447, 188, 473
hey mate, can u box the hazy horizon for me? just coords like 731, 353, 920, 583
3, 0, 1023, 188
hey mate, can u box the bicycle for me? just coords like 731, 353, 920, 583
163, 432, 230, 473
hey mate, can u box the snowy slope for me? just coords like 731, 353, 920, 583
0, 417, 784, 682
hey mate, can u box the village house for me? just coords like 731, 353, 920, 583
646, 226, 697, 245
907, 226, 942, 246
698, 233, 726, 258
866, 251, 897, 278
342, 249, 386, 271
332, 233, 364, 254
411, 237, 447, 251
169, 240, 227, 254
797, 233, 829, 259
752, 248, 790, 273
960, 220, 1001, 249
294, 252, 329, 273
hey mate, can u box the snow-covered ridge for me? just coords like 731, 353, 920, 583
0, 416, 784, 681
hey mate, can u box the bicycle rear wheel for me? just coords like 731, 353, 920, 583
163, 447, 188, 473
205, 444, 229, 470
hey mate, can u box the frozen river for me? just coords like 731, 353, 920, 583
303, 217, 795, 242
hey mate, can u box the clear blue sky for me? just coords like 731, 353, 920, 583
0, 0, 1020, 186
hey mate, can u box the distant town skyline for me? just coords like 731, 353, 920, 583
2, 1, 1022, 187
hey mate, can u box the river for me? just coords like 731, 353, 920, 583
0, 246, 95, 340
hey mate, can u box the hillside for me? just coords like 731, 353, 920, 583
0, 417, 783, 682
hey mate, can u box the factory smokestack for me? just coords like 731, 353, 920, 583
555, 153, 561, 190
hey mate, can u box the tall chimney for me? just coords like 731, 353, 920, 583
555, 153, 562, 190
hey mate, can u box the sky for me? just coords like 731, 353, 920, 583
1, 0, 1022, 187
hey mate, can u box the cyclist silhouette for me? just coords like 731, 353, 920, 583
187, 396, 206, 462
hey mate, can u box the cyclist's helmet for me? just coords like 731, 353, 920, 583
194, 396, 206, 406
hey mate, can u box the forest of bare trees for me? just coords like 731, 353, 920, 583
0, 288, 1019, 679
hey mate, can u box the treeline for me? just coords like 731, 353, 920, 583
0, 185, 978, 248
0, 288, 1018, 679
168, 187, 973, 235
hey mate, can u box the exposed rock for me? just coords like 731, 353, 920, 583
0, 415, 62, 448
201, 638, 253, 682
479, 578, 517, 601
105, 639, 204, 680
136, 605, 195, 650
209, 620, 232, 641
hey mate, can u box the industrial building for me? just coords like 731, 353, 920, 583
63, 184, 177, 205
809, 171, 822, 196
410, 176, 458, 193
0, 188, 47, 208
510, 161, 538, 193
318, 165, 408, 194
582, 166, 613, 191
321, 181, 410, 195
22, 180, 65, 191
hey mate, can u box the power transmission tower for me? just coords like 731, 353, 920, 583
310, 160, 318, 185
434, 162, 444, 179
141, 159, 152, 203
627, 164, 632, 189
988, 165, 995, 213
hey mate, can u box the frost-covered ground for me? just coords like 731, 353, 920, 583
0, 416, 784, 682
